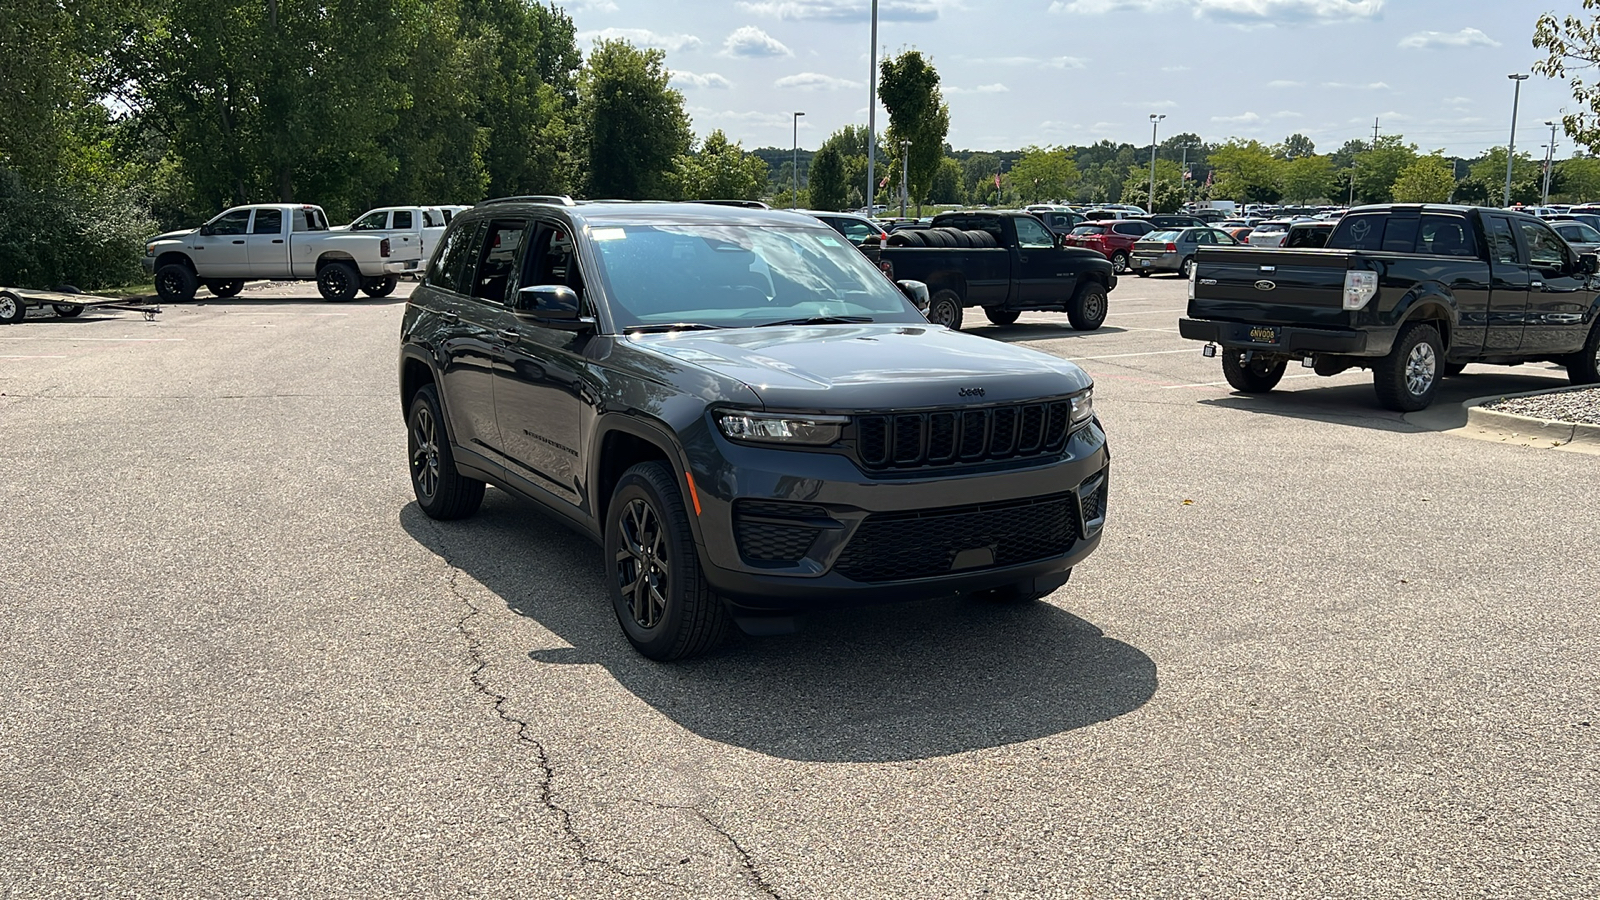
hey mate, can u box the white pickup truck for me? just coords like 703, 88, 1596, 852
336, 206, 447, 279
143, 204, 419, 302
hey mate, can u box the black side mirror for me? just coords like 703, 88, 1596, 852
514, 285, 594, 330
896, 279, 930, 314
1581, 252, 1599, 275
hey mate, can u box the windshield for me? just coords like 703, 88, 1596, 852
588, 224, 923, 329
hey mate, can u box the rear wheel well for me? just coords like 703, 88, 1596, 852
597, 429, 673, 525
924, 274, 967, 303
401, 357, 435, 415
317, 252, 357, 272
1406, 301, 1453, 349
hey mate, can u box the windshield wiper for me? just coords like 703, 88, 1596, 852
755, 315, 874, 327
625, 322, 725, 334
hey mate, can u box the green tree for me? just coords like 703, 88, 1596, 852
578, 39, 691, 199
1279, 155, 1335, 203
807, 143, 848, 211
1535, 2, 1600, 155
466, 0, 582, 199
673, 130, 772, 202
1390, 154, 1457, 203
1555, 155, 1600, 202
1277, 133, 1316, 160
1209, 140, 1284, 203
1351, 136, 1418, 204
1008, 146, 1080, 203
1460, 147, 1541, 206
928, 157, 965, 205
1120, 159, 1184, 213
878, 50, 950, 214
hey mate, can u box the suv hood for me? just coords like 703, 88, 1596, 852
631, 323, 1091, 410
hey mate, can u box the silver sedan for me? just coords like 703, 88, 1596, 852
1131, 227, 1242, 278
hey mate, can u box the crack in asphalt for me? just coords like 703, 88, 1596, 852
628, 801, 786, 899
429, 533, 691, 895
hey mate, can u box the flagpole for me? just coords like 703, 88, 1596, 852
866, 0, 879, 214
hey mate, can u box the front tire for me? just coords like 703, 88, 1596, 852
317, 262, 361, 302
0, 292, 24, 324
207, 280, 244, 298
53, 304, 84, 318
983, 308, 1020, 326
928, 288, 965, 330
362, 275, 398, 298
407, 384, 485, 520
1179, 256, 1195, 279
1067, 281, 1108, 331
1110, 251, 1129, 274
1373, 323, 1443, 411
155, 263, 198, 302
1566, 321, 1600, 385
1222, 350, 1288, 393
605, 462, 730, 661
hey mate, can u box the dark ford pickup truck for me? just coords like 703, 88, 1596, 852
871, 210, 1117, 332
1178, 204, 1600, 410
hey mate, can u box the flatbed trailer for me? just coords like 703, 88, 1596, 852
0, 286, 161, 324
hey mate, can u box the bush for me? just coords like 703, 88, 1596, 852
0, 168, 157, 289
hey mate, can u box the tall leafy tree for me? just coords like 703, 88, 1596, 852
1278, 133, 1316, 160
1120, 160, 1184, 213
1535, 2, 1600, 154
807, 143, 848, 211
673, 130, 768, 201
578, 39, 691, 199
1279, 155, 1335, 203
1555, 155, 1600, 201
1008, 146, 1079, 203
1351, 136, 1418, 204
1458, 148, 1541, 206
878, 50, 950, 214
928, 157, 965, 205
1390, 154, 1457, 203
1209, 140, 1284, 203
464, 0, 581, 198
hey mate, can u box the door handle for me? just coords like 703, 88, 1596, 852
498, 329, 520, 341
1531, 281, 1544, 288
272, 239, 284, 244
232, 240, 244, 245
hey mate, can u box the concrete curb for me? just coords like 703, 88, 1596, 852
1461, 384, 1600, 451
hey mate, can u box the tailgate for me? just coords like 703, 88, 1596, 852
1189, 247, 1355, 328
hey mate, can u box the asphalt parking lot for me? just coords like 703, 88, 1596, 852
2, 277, 1597, 898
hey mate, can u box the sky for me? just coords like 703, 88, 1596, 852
566, 0, 1586, 160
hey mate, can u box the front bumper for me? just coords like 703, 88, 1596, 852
140, 256, 155, 275
1178, 318, 1400, 358
685, 418, 1111, 612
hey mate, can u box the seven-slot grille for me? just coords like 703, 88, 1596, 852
832, 492, 1079, 583
853, 401, 1074, 470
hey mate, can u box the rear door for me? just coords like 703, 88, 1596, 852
431, 220, 503, 458
245, 208, 288, 273
1481, 215, 1530, 354
1515, 217, 1592, 355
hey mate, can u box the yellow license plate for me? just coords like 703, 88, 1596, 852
1248, 326, 1279, 343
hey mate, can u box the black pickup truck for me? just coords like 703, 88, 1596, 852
870, 210, 1117, 331
1178, 204, 1600, 410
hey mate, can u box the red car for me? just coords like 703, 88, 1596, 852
1060, 220, 1156, 273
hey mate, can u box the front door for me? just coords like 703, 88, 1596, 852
1482, 215, 1530, 354
1516, 217, 1593, 356
189, 208, 253, 276
1012, 215, 1073, 307
492, 223, 594, 506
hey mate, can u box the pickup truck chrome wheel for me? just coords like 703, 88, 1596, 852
1404, 342, 1437, 396
0, 293, 22, 325
616, 498, 670, 630
1373, 323, 1443, 412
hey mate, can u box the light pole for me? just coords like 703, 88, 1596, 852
1505, 73, 1528, 207
866, 0, 878, 214
1543, 119, 1559, 207
1148, 114, 1166, 214
899, 140, 911, 218
791, 111, 805, 209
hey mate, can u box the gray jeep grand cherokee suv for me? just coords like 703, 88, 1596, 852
400, 198, 1110, 660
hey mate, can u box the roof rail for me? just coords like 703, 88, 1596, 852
686, 199, 771, 210
479, 195, 577, 207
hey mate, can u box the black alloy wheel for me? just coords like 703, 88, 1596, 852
155, 264, 198, 302
362, 275, 399, 298
616, 498, 671, 631
317, 262, 361, 302
407, 384, 485, 520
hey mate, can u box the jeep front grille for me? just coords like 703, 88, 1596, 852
852, 401, 1074, 470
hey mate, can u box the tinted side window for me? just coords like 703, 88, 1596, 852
252, 209, 283, 235
470, 219, 530, 304
427, 222, 476, 294
1485, 217, 1520, 265
211, 210, 252, 235
1014, 216, 1054, 249
1519, 220, 1570, 271
1382, 217, 1419, 253
393, 210, 414, 230
1418, 215, 1476, 257
1328, 213, 1386, 251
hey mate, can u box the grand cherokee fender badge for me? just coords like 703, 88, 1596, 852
958, 387, 986, 398
1254, 280, 1277, 292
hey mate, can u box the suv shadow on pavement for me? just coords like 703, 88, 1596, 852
400, 495, 1157, 763
1199, 368, 1573, 434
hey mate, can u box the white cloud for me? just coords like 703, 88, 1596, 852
1050, 0, 1383, 24
688, 107, 807, 128
1049, 0, 1160, 12
671, 70, 733, 89
1443, 96, 1472, 107
1212, 112, 1264, 124
1273, 110, 1305, 118
577, 28, 702, 52
948, 83, 1012, 94
1161, 65, 1191, 72
1047, 56, 1090, 69
738, 0, 944, 22
774, 72, 864, 90
1398, 27, 1499, 50
722, 25, 793, 58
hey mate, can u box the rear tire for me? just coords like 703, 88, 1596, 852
928, 289, 965, 330
605, 462, 731, 661
407, 384, 485, 521
0, 292, 24, 324
1179, 256, 1195, 279
1222, 349, 1288, 393
1110, 251, 1129, 274
317, 262, 361, 302
1067, 281, 1108, 331
362, 275, 399, 298
155, 263, 198, 302
207, 280, 244, 298
1566, 321, 1600, 385
1373, 323, 1443, 411
53, 304, 84, 318
984, 308, 1020, 326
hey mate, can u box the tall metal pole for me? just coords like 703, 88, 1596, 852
899, 140, 910, 218
1506, 74, 1529, 207
791, 111, 805, 209
866, 0, 878, 214
1148, 114, 1165, 214
1543, 120, 1559, 207
1180, 142, 1191, 205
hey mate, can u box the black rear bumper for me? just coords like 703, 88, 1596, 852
1178, 318, 1398, 357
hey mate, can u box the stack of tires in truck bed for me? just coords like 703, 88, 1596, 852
884, 228, 998, 248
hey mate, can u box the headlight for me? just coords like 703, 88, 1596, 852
145, 245, 156, 256
716, 411, 847, 445
1069, 387, 1094, 426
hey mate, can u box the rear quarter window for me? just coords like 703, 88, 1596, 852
1327, 213, 1387, 251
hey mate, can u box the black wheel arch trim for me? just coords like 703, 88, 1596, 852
590, 414, 707, 551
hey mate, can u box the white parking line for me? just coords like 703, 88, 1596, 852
0, 337, 184, 342
1066, 348, 1198, 361
1, 355, 68, 359
1106, 310, 1183, 318
1163, 372, 1363, 389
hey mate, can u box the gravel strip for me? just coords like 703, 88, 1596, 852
1480, 386, 1600, 425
